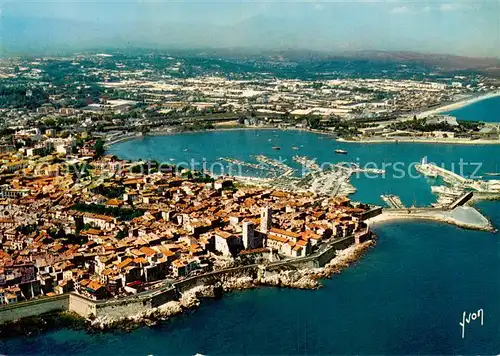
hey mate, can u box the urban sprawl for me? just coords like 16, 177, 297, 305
0, 52, 498, 306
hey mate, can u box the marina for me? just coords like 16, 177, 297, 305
292, 155, 320, 171
217, 157, 268, 172
104, 131, 500, 232
416, 158, 500, 194
253, 155, 295, 177
105, 131, 499, 236
430, 185, 464, 207
109, 130, 500, 211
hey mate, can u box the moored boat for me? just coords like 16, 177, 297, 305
335, 149, 348, 154
431, 185, 463, 196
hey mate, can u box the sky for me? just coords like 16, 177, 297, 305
1, 0, 500, 57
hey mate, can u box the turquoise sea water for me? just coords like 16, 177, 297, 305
444, 95, 500, 122
108, 129, 500, 207
2, 129, 500, 355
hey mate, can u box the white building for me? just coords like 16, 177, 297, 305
215, 230, 241, 256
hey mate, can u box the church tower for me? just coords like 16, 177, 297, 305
260, 207, 272, 233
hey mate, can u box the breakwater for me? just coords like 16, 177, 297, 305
371, 206, 494, 232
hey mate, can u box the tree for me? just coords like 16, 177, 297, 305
306, 116, 321, 130
94, 139, 105, 158
60, 131, 70, 139
43, 117, 57, 128
116, 229, 128, 240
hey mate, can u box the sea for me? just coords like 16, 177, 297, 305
444, 94, 500, 122
2, 97, 500, 355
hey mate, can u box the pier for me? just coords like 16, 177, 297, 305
292, 155, 319, 171
253, 155, 296, 177
371, 205, 494, 232
418, 159, 500, 203
381, 194, 405, 209
416, 161, 467, 184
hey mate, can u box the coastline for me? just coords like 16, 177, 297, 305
416, 90, 500, 118
0, 240, 375, 335
106, 123, 500, 152
88, 239, 376, 331
105, 126, 336, 149
338, 137, 500, 145
104, 89, 500, 149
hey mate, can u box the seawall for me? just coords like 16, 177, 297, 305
68, 287, 178, 320
0, 233, 367, 324
172, 265, 259, 294
0, 295, 69, 323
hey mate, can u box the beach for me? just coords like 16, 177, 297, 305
416, 91, 500, 118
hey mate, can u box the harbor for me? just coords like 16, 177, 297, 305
223, 153, 389, 198
108, 130, 500, 232
5, 127, 500, 354
373, 158, 500, 231
416, 157, 500, 199
381, 194, 405, 209
227, 154, 495, 232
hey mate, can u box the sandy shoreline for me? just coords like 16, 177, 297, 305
416, 91, 500, 118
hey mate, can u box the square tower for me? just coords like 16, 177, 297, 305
242, 221, 255, 249
260, 207, 272, 233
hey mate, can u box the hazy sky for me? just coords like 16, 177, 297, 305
1, 0, 500, 57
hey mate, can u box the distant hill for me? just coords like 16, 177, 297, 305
2, 14, 500, 77
170, 49, 500, 77
337, 50, 500, 74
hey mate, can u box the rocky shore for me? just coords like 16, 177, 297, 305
0, 311, 86, 338
89, 240, 375, 332
0, 241, 375, 336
